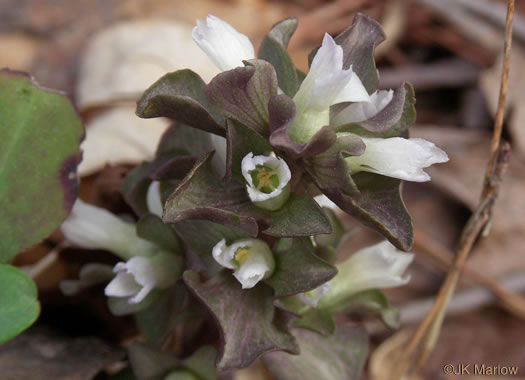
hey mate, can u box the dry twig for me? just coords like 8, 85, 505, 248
389, 0, 515, 378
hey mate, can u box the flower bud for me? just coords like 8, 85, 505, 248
192, 15, 255, 72
241, 153, 291, 211
61, 200, 157, 260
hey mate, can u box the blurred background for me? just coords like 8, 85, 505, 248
1, 0, 525, 379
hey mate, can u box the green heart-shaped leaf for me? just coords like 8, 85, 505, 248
0, 70, 83, 262
0, 264, 40, 343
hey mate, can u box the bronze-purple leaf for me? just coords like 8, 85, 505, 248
163, 152, 268, 237
205, 60, 278, 137
136, 69, 225, 137
334, 83, 416, 138
322, 173, 413, 251
265, 237, 337, 298
263, 325, 368, 380
184, 271, 299, 370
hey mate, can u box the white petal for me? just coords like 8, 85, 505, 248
344, 241, 414, 292
332, 89, 394, 127
128, 284, 154, 304
61, 200, 157, 260
313, 195, 339, 211
192, 15, 255, 72
331, 68, 371, 105
319, 241, 414, 311
61, 200, 134, 251
345, 137, 449, 182
125, 254, 179, 289
212, 239, 253, 269
146, 181, 163, 217
241, 152, 291, 203
233, 252, 270, 289
293, 34, 370, 112
298, 282, 331, 308
104, 272, 141, 298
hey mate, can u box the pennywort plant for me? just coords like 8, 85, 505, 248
1, 12, 449, 380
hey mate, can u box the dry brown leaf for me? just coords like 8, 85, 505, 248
413, 126, 525, 278
0, 327, 124, 380
76, 20, 220, 110
78, 107, 170, 177
481, 49, 525, 158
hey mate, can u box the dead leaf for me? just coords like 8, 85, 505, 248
0, 327, 124, 380
413, 126, 525, 278
76, 20, 220, 110
78, 107, 170, 177
481, 49, 525, 158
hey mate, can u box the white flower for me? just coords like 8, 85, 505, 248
298, 282, 331, 308
288, 33, 370, 143
61, 200, 156, 260
318, 241, 414, 312
344, 136, 449, 182
105, 253, 180, 304
241, 152, 291, 211
332, 89, 394, 127
146, 181, 163, 217
192, 14, 255, 72
212, 238, 275, 289
314, 194, 339, 211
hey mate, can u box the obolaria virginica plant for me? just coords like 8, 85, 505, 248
60, 13, 448, 380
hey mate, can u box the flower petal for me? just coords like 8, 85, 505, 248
332, 89, 393, 126
241, 152, 291, 206
293, 34, 369, 112
192, 15, 255, 72
146, 181, 163, 217
318, 241, 414, 311
344, 137, 449, 182
104, 272, 141, 298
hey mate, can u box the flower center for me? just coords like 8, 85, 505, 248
249, 165, 280, 194
234, 247, 251, 265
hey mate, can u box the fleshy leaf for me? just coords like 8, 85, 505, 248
340, 289, 400, 329
226, 119, 273, 182
122, 163, 154, 217
205, 59, 278, 137
136, 69, 225, 136
0, 264, 40, 343
0, 70, 83, 262
136, 214, 182, 253
184, 271, 299, 370
128, 343, 216, 380
294, 308, 335, 336
322, 173, 413, 251
265, 238, 337, 297
174, 220, 250, 277
163, 152, 268, 236
258, 18, 299, 97
314, 208, 345, 249
156, 122, 216, 158
334, 83, 416, 138
309, 13, 385, 94
307, 134, 365, 195
263, 325, 368, 380
268, 95, 336, 158
264, 195, 332, 237
128, 342, 180, 380
135, 284, 189, 345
